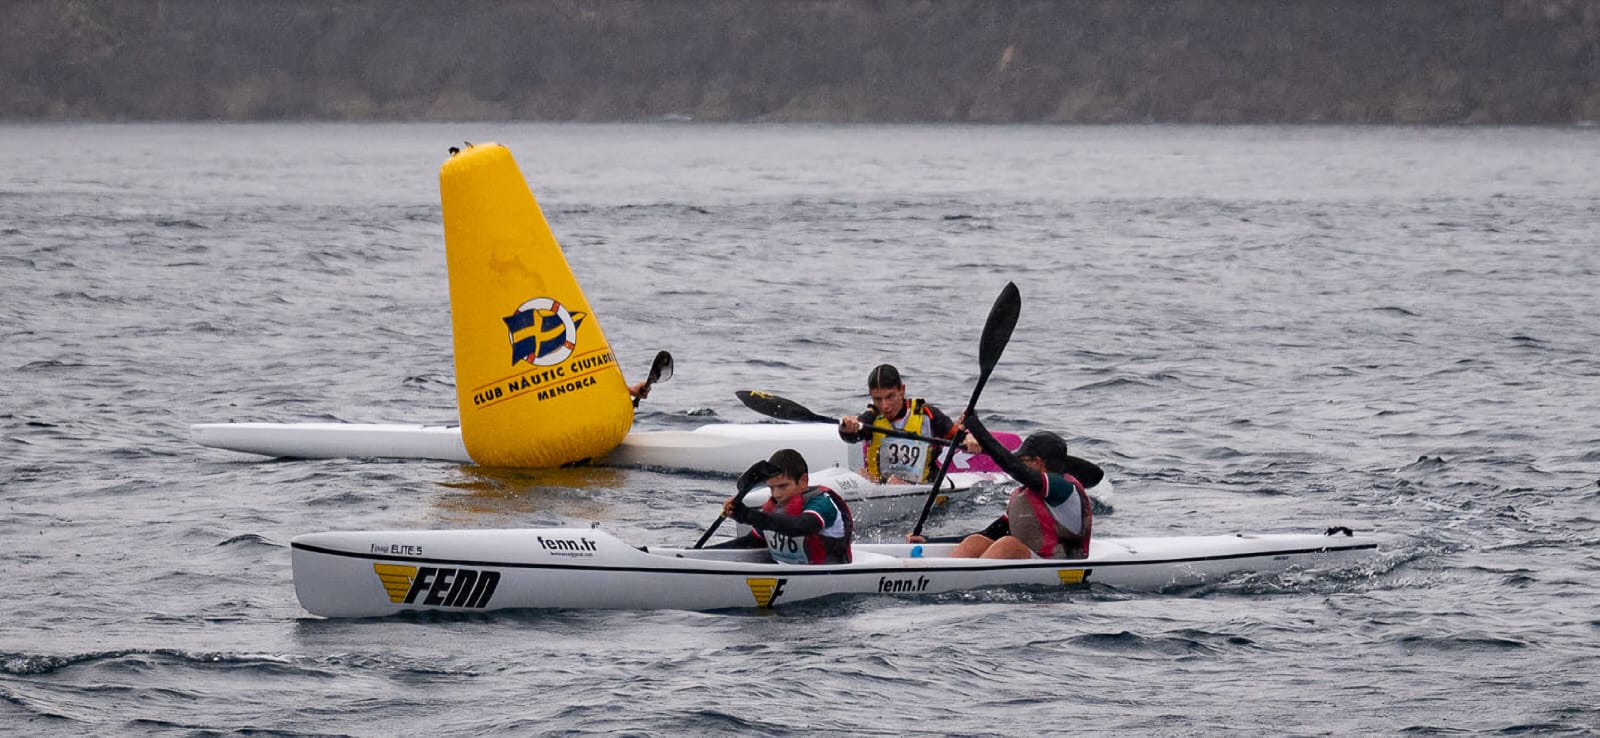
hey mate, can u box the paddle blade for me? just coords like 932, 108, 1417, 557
735, 390, 834, 424
696, 459, 777, 548
978, 282, 1021, 375
648, 351, 673, 384
736, 459, 782, 494
634, 350, 673, 407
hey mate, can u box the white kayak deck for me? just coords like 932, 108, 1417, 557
190, 421, 857, 473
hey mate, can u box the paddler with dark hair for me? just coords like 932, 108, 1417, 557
710, 449, 854, 564
838, 363, 981, 484
909, 412, 1098, 560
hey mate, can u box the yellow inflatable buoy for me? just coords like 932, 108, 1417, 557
440, 143, 633, 467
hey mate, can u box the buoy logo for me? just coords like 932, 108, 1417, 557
504, 296, 587, 367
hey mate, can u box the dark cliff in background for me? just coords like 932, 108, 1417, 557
6, 0, 1599, 124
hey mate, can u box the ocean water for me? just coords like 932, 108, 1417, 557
1, 122, 1597, 735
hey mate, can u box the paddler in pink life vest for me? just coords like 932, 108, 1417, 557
909, 413, 1094, 560
838, 364, 982, 484
710, 449, 854, 564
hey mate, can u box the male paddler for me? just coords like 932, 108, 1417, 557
710, 449, 854, 564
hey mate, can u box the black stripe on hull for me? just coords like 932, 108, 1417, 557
292, 540, 1378, 578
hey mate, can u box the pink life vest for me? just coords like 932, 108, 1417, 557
1004, 473, 1093, 559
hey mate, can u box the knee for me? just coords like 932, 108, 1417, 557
950, 534, 994, 558
979, 536, 1035, 560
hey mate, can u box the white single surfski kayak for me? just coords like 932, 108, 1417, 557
188, 421, 1026, 477
191, 422, 474, 463
761, 466, 1000, 530
290, 525, 1378, 617
770, 466, 1114, 526
189, 421, 858, 471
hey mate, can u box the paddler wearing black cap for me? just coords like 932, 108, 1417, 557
909, 412, 1097, 560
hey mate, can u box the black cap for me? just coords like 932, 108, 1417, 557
1016, 432, 1070, 471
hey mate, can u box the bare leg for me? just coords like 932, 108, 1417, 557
950, 534, 994, 558
979, 535, 1036, 560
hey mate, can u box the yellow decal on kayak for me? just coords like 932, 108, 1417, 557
373, 562, 502, 608
746, 577, 788, 608
1057, 569, 1088, 585
374, 563, 419, 603
441, 143, 634, 468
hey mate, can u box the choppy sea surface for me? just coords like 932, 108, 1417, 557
2, 122, 1597, 735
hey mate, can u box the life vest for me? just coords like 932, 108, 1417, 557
863, 397, 936, 483
1004, 473, 1092, 559
757, 486, 854, 564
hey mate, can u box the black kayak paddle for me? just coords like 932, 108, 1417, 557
910, 281, 1021, 538
632, 350, 674, 408
693, 459, 780, 549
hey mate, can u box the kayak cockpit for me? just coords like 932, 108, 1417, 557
656, 548, 909, 566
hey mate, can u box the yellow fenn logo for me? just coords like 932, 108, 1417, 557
1057, 569, 1089, 585
746, 577, 788, 608
375, 563, 418, 603
372, 563, 501, 608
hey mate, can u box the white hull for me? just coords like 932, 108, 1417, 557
192, 422, 475, 462
189, 421, 1026, 477
291, 526, 1377, 617
190, 421, 852, 472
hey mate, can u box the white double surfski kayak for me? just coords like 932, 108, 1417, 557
290, 525, 1378, 617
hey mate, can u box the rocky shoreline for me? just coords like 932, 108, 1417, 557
6, 0, 1598, 124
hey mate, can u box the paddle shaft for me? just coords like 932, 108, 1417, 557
736, 390, 955, 447
910, 283, 1020, 537
693, 486, 756, 549
910, 385, 989, 537
841, 416, 960, 447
